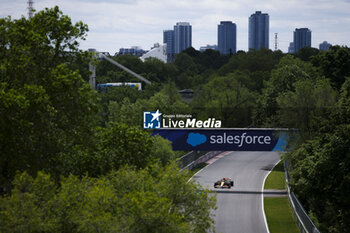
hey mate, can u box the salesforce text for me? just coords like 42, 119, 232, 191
210, 133, 271, 147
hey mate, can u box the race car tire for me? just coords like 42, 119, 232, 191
230, 181, 234, 186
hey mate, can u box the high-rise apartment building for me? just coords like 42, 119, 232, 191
293, 28, 311, 53
319, 41, 331, 51
163, 30, 175, 62
288, 42, 295, 54
249, 11, 269, 50
163, 22, 192, 62
218, 21, 237, 55
174, 22, 192, 54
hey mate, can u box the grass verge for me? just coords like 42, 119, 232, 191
191, 162, 207, 175
264, 160, 286, 190
186, 162, 208, 179
264, 197, 299, 233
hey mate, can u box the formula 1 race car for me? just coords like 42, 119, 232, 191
214, 177, 234, 189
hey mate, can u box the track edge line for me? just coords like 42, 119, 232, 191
262, 158, 281, 233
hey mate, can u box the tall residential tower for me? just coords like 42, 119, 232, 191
319, 41, 331, 51
288, 42, 295, 53
218, 21, 237, 55
163, 30, 175, 62
293, 28, 311, 53
248, 11, 269, 50
174, 22, 192, 54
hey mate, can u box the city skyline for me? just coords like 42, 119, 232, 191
1, 0, 350, 54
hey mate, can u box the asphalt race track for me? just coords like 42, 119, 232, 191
193, 151, 281, 233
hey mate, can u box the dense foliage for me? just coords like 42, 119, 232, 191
285, 79, 350, 232
0, 164, 216, 233
0, 7, 216, 233
0, 6, 98, 188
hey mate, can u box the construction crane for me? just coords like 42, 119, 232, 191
88, 48, 151, 90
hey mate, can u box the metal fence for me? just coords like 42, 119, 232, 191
284, 161, 320, 233
178, 151, 222, 171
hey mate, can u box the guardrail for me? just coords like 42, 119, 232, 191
284, 161, 320, 233
178, 151, 222, 171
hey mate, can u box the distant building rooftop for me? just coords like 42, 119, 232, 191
140, 44, 167, 63
116, 47, 147, 57
199, 44, 218, 52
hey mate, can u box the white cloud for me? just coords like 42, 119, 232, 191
0, 0, 349, 53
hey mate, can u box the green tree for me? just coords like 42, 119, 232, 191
106, 82, 191, 128
253, 55, 321, 127
287, 126, 350, 232
57, 123, 155, 177
0, 171, 58, 232
150, 135, 177, 166
0, 7, 98, 187
286, 79, 350, 232
56, 123, 178, 178
1, 164, 217, 233
148, 87, 191, 115
277, 79, 337, 138
312, 46, 350, 89
182, 47, 229, 73
192, 75, 256, 127
174, 53, 196, 70
218, 48, 283, 75
99, 86, 144, 124
295, 47, 320, 61
98, 123, 154, 170
0, 84, 55, 188
0, 6, 89, 88
143, 57, 178, 83
108, 98, 140, 126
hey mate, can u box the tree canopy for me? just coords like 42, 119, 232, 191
0, 164, 216, 233
0, 7, 98, 187
0, 7, 218, 232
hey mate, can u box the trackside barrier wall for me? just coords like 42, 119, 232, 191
178, 151, 196, 169
284, 161, 320, 233
178, 151, 222, 171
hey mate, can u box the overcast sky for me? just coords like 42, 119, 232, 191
1, 0, 350, 54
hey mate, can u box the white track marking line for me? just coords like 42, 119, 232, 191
262, 158, 281, 233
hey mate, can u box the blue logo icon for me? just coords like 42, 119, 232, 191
143, 110, 162, 129
187, 133, 207, 147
